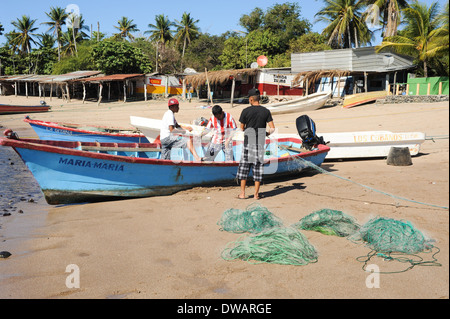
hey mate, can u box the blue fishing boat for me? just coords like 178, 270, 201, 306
0, 130, 330, 205
24, 116, 149, 143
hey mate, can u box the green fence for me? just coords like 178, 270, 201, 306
405, 76, 449, 95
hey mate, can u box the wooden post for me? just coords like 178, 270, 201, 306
364, 72, 368, 93
50, 83, 53, 101
406, 84, 410, 95
205, 68, 212, 105
82, 82, 86, 103
25, 82, 28, 98
182, 78, 186, 101
396, 84, 400, 95
15, 81, 17, 97
416, 83, 420, 95
98, 83, 103, 105
230, 77, 236, 107
277, 74, 280, 96
427, 83, 431, 95
108, 82, 111, 101
393, 72, 397, 95
66, 83, 71, 102
123, 81, 127, 103
38, 83, 42, 98
439, 82, 443, 95
144, 80, 148, 102
164, 76, 168, 98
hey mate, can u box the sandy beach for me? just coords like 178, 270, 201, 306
0, 94, 448, 300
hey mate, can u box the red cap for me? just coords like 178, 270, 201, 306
168, 98, 179, 107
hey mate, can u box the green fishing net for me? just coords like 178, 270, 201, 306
221, 227, 318, 266
349, 216, 434, 254
349, 216, 441, 273
293, 209, 360, 237
217, 203, 283, 234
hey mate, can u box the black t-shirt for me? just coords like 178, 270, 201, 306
239, 105, 273, 146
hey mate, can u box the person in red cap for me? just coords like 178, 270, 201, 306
160, 98, 202, 161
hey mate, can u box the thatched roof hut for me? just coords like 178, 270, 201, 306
185, 68, 259, 87
293, 70, 351, 86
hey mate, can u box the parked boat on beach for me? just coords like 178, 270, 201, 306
0, 102, 51, 115
0, 131, 330, 205
273, 131, 426, 159
24, 116, 149, 143
342, 91, 388, 109
265, 91, 331, 114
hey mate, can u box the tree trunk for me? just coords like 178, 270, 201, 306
347, 24, 352, 48
424, 60, 428, 78
385, 0, 399, 38
72, 27, 78, 56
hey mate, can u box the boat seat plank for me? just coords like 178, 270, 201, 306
81, 146, 161, 152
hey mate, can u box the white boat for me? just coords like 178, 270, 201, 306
130, 116, 213, 142
265, 91, 332, 115
273, 131, 426, 159
130, 117, 426, 160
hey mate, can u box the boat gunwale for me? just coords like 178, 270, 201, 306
24, 117, 144, 137
0, 137, 330, 167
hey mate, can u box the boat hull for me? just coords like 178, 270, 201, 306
343, 91, 388, 108
0, 138, 329, 204
0, 104, 50, 115
274, 131, 425, 159
265, 92, 331, 114
25, 118, 149, 143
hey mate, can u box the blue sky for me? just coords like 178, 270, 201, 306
0, 0, 447, 47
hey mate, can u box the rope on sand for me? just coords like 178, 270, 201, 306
294, 156, 449, 210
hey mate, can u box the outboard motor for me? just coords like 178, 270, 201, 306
296, 115, 326, 150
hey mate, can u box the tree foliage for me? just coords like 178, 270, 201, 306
91, 40, 152, 74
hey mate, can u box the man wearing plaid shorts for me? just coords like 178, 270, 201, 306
237, 88, 275, 200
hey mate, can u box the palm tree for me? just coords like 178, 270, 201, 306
365, 0, 408, 38
145, 14, 174, 72
114, 17, 139, 41
376, 0, 448, 77
316, 0, 372, 49
37, 33, 56, 49
42, 6, 69, 61
174, 12, 200, 70
10, 15, 38, 54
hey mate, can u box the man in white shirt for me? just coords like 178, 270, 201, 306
160, 98, 201, 161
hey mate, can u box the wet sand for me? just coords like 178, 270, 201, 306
0, 95, 448, 299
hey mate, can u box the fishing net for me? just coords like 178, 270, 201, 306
221, 227, 318, 266
217, 203, 283, 234
349, 216, 441, 273
293, 209, 360, 237
349, 216, 434, 254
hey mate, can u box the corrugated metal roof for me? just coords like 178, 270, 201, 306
81, 74, 144, 82
39, 71, 102, 83
291, 47, 414, 73
0, 71, 102, 83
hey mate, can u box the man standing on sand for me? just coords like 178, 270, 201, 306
236, 88, 275, 200
160, 98, 202, 161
